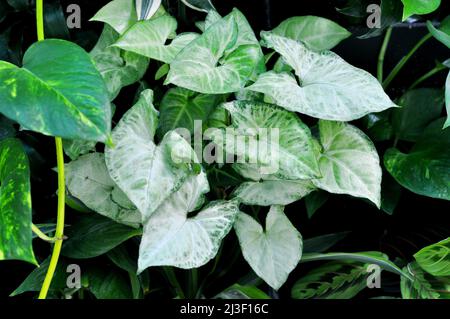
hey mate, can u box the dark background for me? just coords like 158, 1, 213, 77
0, 0, 449, 299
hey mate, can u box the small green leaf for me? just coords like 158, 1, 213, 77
414, 238, 450, 277
313, 121, 382, 208
385, 118, 450, 200
62, 214, 141, 259
91, 0, 138, 34
272, 16, 351, 51
0, 39, 111, 142
248, 32, 397, 121
393, 88, 444, 142
401, 0, 441, 21
234, 206, 303, 290
427, 17, 450, 49
0, 138, 36, 265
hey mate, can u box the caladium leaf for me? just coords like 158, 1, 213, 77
114, 15, 200, 64
138, 172, 239, 271
248, 32, 397, 121
272, 16, 351, 51
105, 89, 198, 222
166, 9, 263, 94
0, 39, 111, 143
313, 120, 382, 208
414, 238, 450, 277
136, 0, 162, 20
91, 25, 150, 100
232, 180, 315, 206
392, 88, 444, 142
401, 0, 441, 21
385, 118, 450, 201
158, 87, 225, 137
65, 153, 141, 227
209, 101, 320, 181
181, 0, 216, 13
0, 138, 36, 265
234, 206, 303, 290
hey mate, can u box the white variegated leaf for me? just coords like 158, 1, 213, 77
234, 206, 302, 290
181, 0, 216, 13
138, 173, 239, 271
65, 153, 141, 227
114, 15, 199, 64
208, 101, 320, 180
105, 89, 198, 222
233, 180, 315, 206
136, 0, 161, 20
165, 9, 263, 94
313, 120, 382, 207
248, 32, 398, 121
91, 0, 137, 34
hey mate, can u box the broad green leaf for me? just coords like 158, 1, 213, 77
105, 89, 199, 222
313, 120, 382, 208
385, 118, 450, 200
86, 266, 133, 299
91, 0, 137, 34
181, 0, 216, 12
427, 17, 450, 49
248, 32, 397, 121
234, 206, 302, 290
0, 138, 36, 264
114, 15, 200, 64
232, 180, 315, 206
209, 101, 320, 181
401, 262, 448, 299
304, 190, 329, 218
303, 232, 350, 254
216, 284, 271, 299
158, 87, 225, 137
446, 71, 450, 128
401, 0, 441, 21
0, 39, 111, 143
62, 214, 141, 259
272, 16, 351, 51
10, 257, 70, 296
138, 173, 239, 271
301, 251, 412, 280
136, 0, 161, 20
91, 25, 150, 100
414, 238, 450, 277
166, 9, 263, 94
292, 261, 371, 299
392, 88, 444, 142
65, 153, 141, 227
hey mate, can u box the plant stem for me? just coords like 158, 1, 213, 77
377, 27, 393, 83
408, 64, 447, 90
163, 267, 185, 298
35, 1, 66, 299
32, 224, 56, 243
383, 33, 432, 89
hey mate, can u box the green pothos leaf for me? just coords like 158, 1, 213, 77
313, 121, 382, 208
234, 206, 302, 290
401, 0, 441, 21
166, 9, 264, 94
65, 153, 141, 227
0, 39, 112, 143
0, 138, 36, 265
248, 32, 397, 121
138, 172, 239, 271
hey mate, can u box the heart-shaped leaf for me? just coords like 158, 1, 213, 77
0, 39, 111, 143
248, 32, 397, 121
138, 172, 238, 271
234, 206, 302, 290
313, 120, 382, 208
401, 0, 441, 21
0, 138, 36, 265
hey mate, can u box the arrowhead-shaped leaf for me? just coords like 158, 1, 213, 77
234, 206, 302, 290
248, 32, 397, 121
0, 138, 36, 264
138, 172, 238, 271
313, 120, 382, 207
0, 39, 111, 142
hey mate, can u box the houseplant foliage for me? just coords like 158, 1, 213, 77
0, 0, 448, 299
